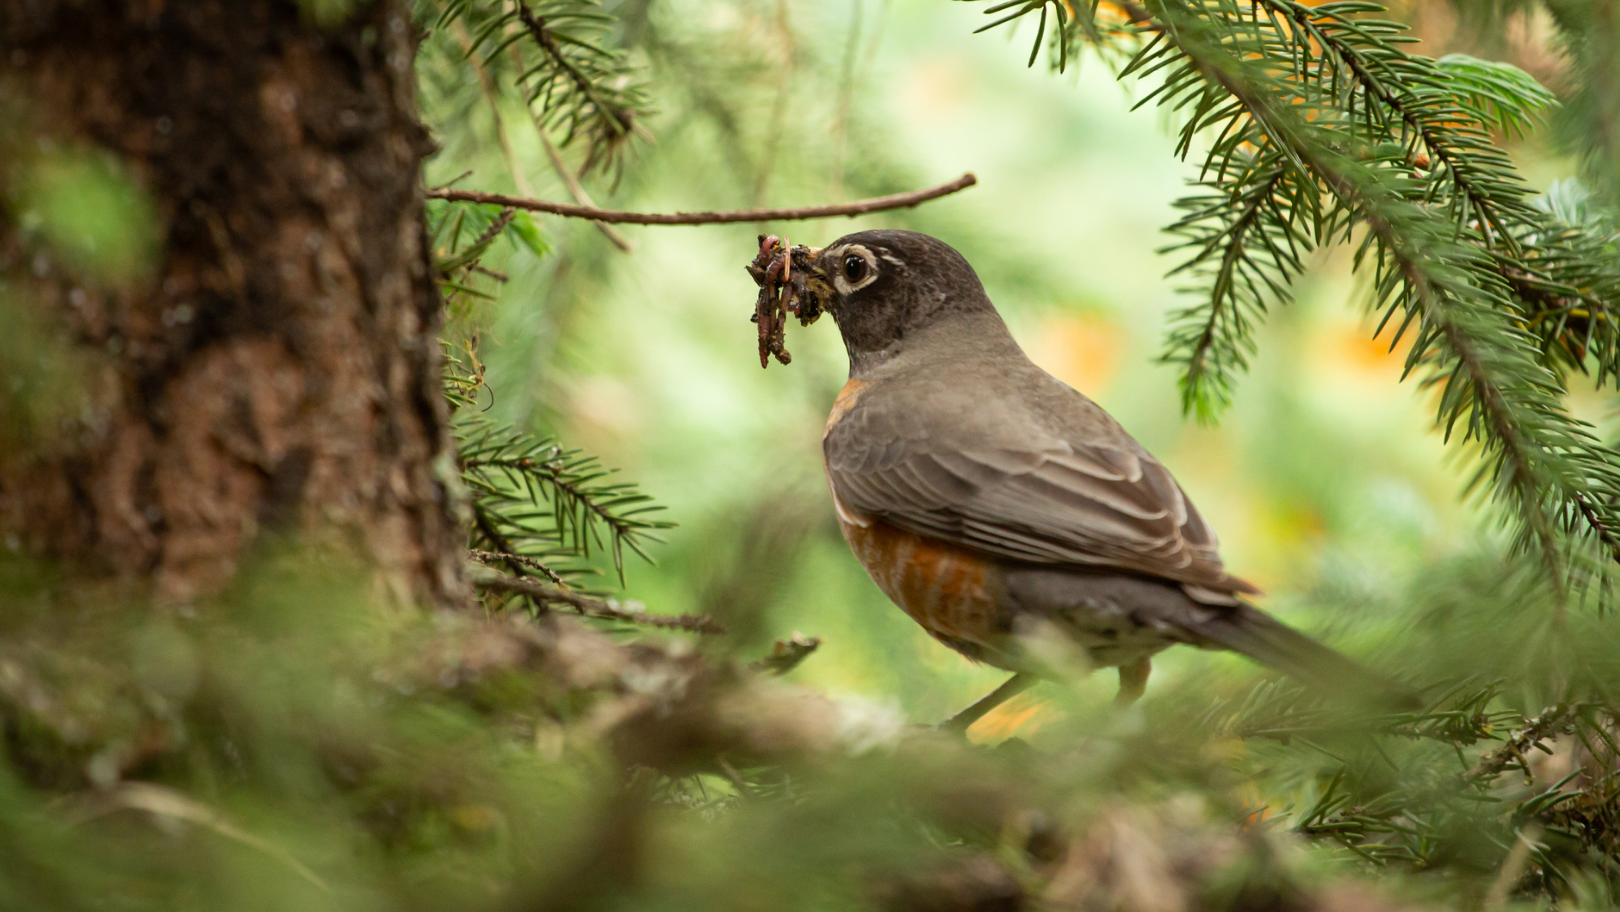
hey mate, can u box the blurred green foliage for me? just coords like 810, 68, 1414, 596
407, 0, 1620, 904
9, 145, 158, 287
0, 115, 143, 448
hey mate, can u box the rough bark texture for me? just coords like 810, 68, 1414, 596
0, 1, 466, 607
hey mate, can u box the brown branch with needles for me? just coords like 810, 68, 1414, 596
469, 547, 564, 585
1467, 703, 1579, 785
426, 172, 977, 225
475, 572, 726, 635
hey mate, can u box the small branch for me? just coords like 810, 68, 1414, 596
515, 3, 634, 138
1485, 824, 1542, 910
716, 756, 755, 798
1262, 0, 1516, 248
539, 130, 635, 251
1468, 704, 1576, 785
469, 548, 564, 585
1178, 164, 1291, 399
476, 573, 725, 635
470, 500, 617, 586
471, 207, 517, 252
505, 28, 635, 252
425, 173, 978, 225
1574, 493, 1620, 568
749, 633, 822, 676
454, 19, 535, 197
463, 454, 655, 546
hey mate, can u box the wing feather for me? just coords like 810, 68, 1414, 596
825, 385, 1257, 596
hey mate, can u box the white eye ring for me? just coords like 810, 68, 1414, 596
831, 246, 880, 295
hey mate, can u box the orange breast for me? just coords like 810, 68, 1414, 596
823, 376, 1005, 661
838, 511, 1001, 645
824, 377, 867, 437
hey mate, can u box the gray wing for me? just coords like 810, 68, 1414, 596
824, 380, 1257, 597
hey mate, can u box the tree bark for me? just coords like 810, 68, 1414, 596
0, 1, 465, 607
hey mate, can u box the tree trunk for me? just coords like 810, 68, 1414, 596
0, 1, 465, 607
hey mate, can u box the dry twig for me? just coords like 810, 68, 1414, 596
67, 783, 330, 892
537, 130, 635, 251
427, 173, 977, 225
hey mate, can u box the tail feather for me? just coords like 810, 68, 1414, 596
1186, 603, 1417, 709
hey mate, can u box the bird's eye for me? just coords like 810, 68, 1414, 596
843, 254, 868, 283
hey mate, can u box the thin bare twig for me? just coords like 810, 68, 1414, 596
717, 756, 755, 798
1484, 824, 1542, 909
67, 784, 330, 893
475, 573, 725, 634
539, 130, 635, 251
454, 19, 535, 197
425, 173, 978, 225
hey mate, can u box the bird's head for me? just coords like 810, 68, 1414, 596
798, 230, 998, 374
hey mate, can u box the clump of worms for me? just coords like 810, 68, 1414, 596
745, 235, 824, 368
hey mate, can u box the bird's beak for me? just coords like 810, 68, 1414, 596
781, 245, 833, 325
797, 246, 826, 276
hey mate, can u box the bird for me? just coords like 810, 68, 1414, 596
789, 229, 1395, 730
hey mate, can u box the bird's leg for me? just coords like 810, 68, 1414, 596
1115, 656, 1152, 706
939, 673, 1037, 734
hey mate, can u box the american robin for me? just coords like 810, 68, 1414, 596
790, 229, 1390, 729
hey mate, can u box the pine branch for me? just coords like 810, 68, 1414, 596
967, 0, 1620, 592
1162, 159, 1304, 418
426, 0, 650, 176
474, 571, 725, 634
512, 1, 636, 174
427, 198, 545, 316
1214, 679, 1619, 877
1144, 0, 1586, 576
1467, 703, 1579, 785
1284, 20, 1539, 248
439, 207, 516, 274
1514, 182, 1620, 386
469, 546, 566, 586
442, 338, 489, 411
457, 417, 671, 582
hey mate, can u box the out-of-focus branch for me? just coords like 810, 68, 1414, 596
749, 633, 822, 675
475, 572, 726, 634
469, 547, 563, 585
426, 173, 978, 225
454, 20, 536, 197
538, 127, 635, 251
1468, 704, 1577, 784
506, 32, 635, 252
